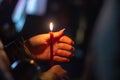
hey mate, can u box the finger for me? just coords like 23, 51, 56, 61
57, 43, 75, 51
34, 29, 64, 43
59, 36, 74, 45
49, 65, 67, 78
56, 49, 73, 57
53, 29, 65, 39
53, 56, 70, 62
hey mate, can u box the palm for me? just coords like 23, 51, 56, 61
30, 37, 58, 61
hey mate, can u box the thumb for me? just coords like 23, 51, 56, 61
53, 29, 65, 39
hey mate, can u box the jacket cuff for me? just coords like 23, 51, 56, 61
4, 37, 32, 64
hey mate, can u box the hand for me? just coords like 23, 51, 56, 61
47, 65, 67, 78
25, 29, 74, 62
39, 65, 67, 80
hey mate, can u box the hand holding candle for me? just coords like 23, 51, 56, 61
25, 23, 74, 63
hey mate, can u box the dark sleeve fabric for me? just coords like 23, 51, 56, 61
4, 37, 31, 64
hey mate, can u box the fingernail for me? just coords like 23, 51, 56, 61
66, 59, 70, 62
60, 28, 66, 32
72, 41, 74, 45
72, 54, 75, 57
73, 47, 75, 51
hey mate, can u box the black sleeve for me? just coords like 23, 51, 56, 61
4, 37, 32, 64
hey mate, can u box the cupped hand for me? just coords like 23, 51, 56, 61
25, 29, 74, 62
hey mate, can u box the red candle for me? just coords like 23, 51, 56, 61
49, 22, 54, 67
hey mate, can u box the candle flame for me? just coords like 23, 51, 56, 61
50, 22, 53, 31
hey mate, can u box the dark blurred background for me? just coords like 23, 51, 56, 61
0, 0, 105, 80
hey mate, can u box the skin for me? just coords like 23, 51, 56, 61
25, 29, 74, 62
39, 65, 67, 80
48, 65, 67, 78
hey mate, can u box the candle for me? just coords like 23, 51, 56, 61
49, 22, 54, 67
